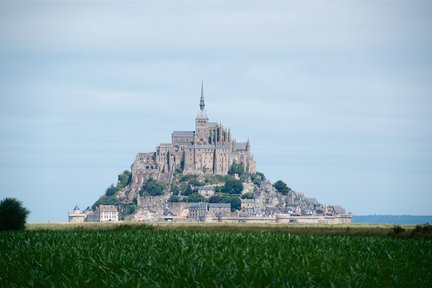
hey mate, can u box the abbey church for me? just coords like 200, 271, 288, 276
130, 83, 256, 195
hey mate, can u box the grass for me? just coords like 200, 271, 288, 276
1, 226, 431, 287
1, 223, 430, 287
26, 222, 431, 238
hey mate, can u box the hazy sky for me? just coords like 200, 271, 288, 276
1, 1, 431, 222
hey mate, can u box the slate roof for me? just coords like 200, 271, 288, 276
172, 131, 194, 137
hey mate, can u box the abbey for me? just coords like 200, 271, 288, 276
130, 83, 256, 194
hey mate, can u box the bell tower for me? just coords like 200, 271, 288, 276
195, 81, 209, 145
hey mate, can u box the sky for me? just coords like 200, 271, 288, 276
0, 0, 431, 222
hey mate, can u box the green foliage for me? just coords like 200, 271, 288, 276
92, 195, 117, 210
221, 195, 241, 211
174, 167, 183, 175
223, 177, 243, 194
105, 184, 118, 196
273, 180, 292, 195
250, 172, 265, 185
179, 174, 198, 182
392, 225, 405, 235
228, 162, 244, 175
413, 223, 432, 235
186, 194, 207, 203
168, 196, 180, 202
139, 179, 165, 196
209, 195, 221, 203
117, 170, 132, 188
183, 184, 194, 196
203, 174, 226, 185
180, 159, 185, 171
0, 198, 30, 231
1, 227, 432, 287
241, 192, 254, 199
256, 171, 266, 181
170, 183, 180, 196
189, 178, 202, 187
120, 204, 137, 220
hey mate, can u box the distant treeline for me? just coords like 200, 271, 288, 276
353, 215, 432, 225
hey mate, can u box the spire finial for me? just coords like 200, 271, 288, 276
200, 81, 205, 111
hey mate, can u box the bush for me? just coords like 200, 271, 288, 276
105, 184, 118, 196
92, 195, 117, 210
0, 198, 30, 231
168, 196, 180, 202
241, 192, 254, 199
209, 195, 221, 203
223, 177, 243, 194
120, 204, 137, 219
117, 170, 132, 188
228, 162, 244, 175
273, 180, 292, 195
413, 223, 432, 234
221, 196, 241, 211
179, 174, 198, 182
392, 225, 405, 235
250, 172, 265, 185
139, 179, 165, 196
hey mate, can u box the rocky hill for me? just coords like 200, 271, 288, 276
92, 163, 347, 221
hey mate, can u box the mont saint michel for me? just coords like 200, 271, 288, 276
69, 84, 351, 224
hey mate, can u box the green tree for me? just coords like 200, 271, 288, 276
183, 184, 194, 196
187, 194, 206, 203
209, 195, 221, 203
120, 204, 137, 220
256, 171, 266, 181
0, 198, 30, 231
139, 179, 165, 196
189, 178, 202, 187
221, 195, 241, 211
223, 177, 243, 194
92, 195, 117, 210
250, 172, 265, 186
273, 180, 292, 195
228, 162, 244, 175
118, 170, 132, 188
105, 184, 118, 196
241, 192, 254, 199
170, 183, 180, 196
168, 196, 180, 202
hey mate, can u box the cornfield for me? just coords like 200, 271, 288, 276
1, 229, 431, 287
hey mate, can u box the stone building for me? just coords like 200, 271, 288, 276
130, 83, 256, 198
68, 205, 118, 222
188, 203, 208, 221
84, 205, 119, 222
208, 203, 231, 217
96, 205, 119, 222
68, 205, 86, 223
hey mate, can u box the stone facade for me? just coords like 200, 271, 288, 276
130, 83, 256, 199
68, 205, 86, 223
68, 205, 119, 222
188, 203, 208, 221
97, 205, 119, 222
208, 203, 231, 217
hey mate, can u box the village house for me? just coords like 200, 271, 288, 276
208, 203, 231, 217
188, 203, 207, 221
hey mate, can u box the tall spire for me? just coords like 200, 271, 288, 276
200, 80, 205, 111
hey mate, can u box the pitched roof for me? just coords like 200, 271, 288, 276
235, 142, 248, 150
172, 131, 194, 137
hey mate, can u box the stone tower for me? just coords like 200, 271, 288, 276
195, 81, 209, 145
